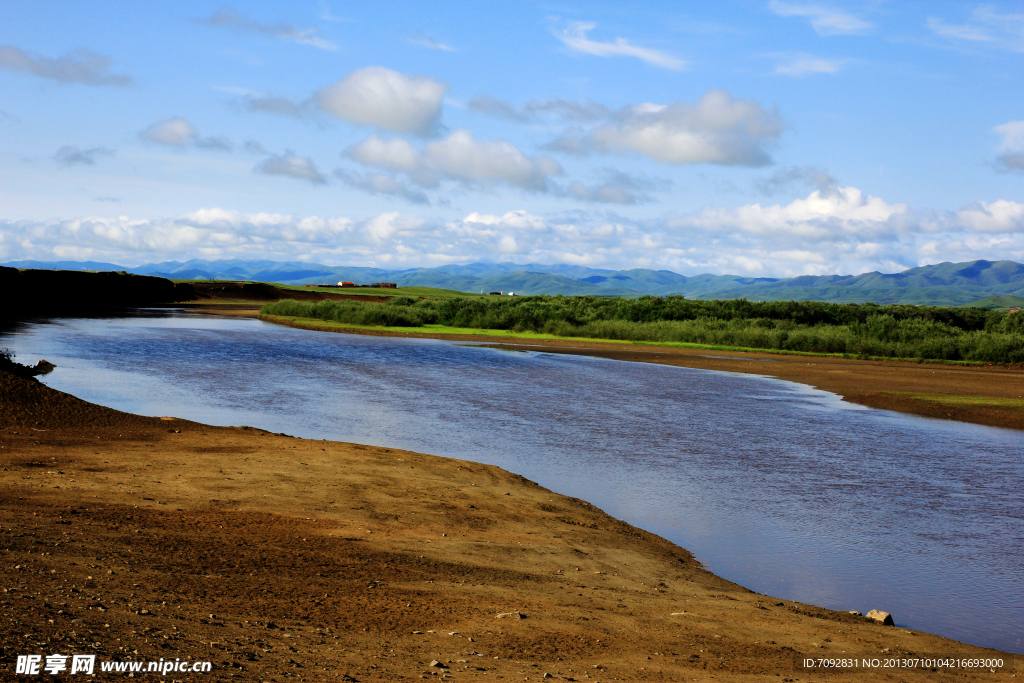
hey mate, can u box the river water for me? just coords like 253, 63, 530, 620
4, 311, 1022, 654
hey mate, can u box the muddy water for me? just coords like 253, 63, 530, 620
5, 311, 1023, 654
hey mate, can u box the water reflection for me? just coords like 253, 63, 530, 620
4, 310, 1022, 654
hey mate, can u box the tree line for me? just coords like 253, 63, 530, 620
261, 295, 1024, 363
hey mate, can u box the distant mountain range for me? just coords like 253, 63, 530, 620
7, 258, 1024, 308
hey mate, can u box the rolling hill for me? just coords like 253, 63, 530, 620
5, 258, 1024, 306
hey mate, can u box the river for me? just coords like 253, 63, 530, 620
4, 310, 1022, 654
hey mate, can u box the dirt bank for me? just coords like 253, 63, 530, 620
260, 316, 1024, 433
2, 370, 1018, 682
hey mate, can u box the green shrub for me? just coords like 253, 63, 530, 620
260, 296, 1024, 363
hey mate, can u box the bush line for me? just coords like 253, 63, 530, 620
261, 296, 1024, 364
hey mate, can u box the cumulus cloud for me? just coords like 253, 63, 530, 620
682, 186, 909, 241
555, 22, 687, 69
315, 66, 448, 135
53, 145, 114, 167
956, 200, 1024, 233
362, 212, 426, 244
927, 7, 1024, 52
334, 170, 429, 204
768, 1, 871, 35
994, 120, 1024, 171
0, 46, 131, 86
4, 190, 1024, 274
254, 151, 327, 184
198, 5, 338, 50
551, 90, 783, 167
446, 210, 551, 255
773, 54, 845, 76
0, 210, 355, 264
346, 130, 563, 191
139, 117, 232, 150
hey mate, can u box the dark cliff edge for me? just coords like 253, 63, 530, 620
1, 267, 195, 317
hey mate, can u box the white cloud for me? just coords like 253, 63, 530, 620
768, 1, 871, 35
994, 120, 1024, 171
956, 200, 1024, 233
53, 145, 114, 167
362, 212, 425, 244
139, 117, 232, 150
407, 34, 456, 51
559, 90, 783, 166
424, 130, 562, 190
0, 211, 355, 264
774, 54, 845, 76
4, 191, 1024, 275
0, 46, 132, 86
454, 210, 548, 232
346, 130, 563, 191
315, 66, 448, 135
346, 136, 422, 173
555, 22, 687, 69
139, 118, 197, 146
198, 6, 338, 51
254, 151, 327, 184
927, 7, 1024, 52
683, 186, 909, 240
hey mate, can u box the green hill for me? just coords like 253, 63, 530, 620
960, 294, 1024, 311
8, 258, 1024, 306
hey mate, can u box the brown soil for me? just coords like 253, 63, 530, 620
2, 371, 1019, 682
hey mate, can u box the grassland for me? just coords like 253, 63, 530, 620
960, 294, 1024, 311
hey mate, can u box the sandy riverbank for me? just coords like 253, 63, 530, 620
257, 315, 1024, 433
2, 370, 1019, 682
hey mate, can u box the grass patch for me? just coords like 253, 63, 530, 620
882, 392, 1024, 411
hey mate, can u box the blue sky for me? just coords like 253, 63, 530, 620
1, 1, 1023, 275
